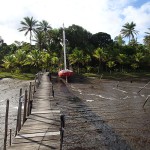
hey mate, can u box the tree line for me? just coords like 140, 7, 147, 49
0, 17, 150, 74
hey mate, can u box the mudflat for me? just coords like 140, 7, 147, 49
54, 75, 150, 150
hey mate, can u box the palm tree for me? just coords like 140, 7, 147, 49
18, 16, 38, 45
93, 47, 105, 73
106, 61, 116, 74
116, 53, 127, 72
69, 48, 84, 73
144, 28, 150, 48
51, 55, 59, 71
41, 51, 51, 69
14, 49, 27, 68
38, 20, 51, 33
33, 31, 45, 51
114, 34, 125, 46
120, 22, 139, 43
37, 20, 52, 41
2, 54, 16, 70
25, 50, 42, 69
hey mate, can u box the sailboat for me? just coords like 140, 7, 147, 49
58, 24, 73, 78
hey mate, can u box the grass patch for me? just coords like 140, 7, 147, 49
83, 72, 150, 80
0, 72, 35, 80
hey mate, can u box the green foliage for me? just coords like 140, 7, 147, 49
91, 32, 113, 48
0, 18, 150, 76
0, 72, 35, 80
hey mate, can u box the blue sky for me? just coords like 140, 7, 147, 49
0, 0, 150, 44
133, 0, 149, 7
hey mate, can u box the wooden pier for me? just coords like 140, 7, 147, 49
8, 73, 61, 150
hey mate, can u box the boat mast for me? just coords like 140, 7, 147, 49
63, 23, 67, 70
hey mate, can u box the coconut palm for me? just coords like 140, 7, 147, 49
2, 54, 16, 69
93, 47, 105, 73
106, 61, 116, 74
14, 49, 27, 68
114, 34, 125, 46
120, 22, 139, 43
33, 31, 45, 51
37, 20, 52, 41
69, 48, 84, 73
18, 16, 38, 45
116, 53, 127, 72
40, 51, 51, 69
51, 55, 59, 71
144, 28, 150, 48
25, 50, 42, 69
37, 20, 51, 34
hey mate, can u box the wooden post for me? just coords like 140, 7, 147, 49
34, 84, 36, 93
143, 95, 150, 108
60, 128, 64, 150
27, 82, 32, 116
60, 115, 65, 150
18, 89, 22, 131
23, 90, 28, 124
3, 99, 9, 150
10, 129, 12, 146
52, 85, 54, 97
37, 73, 40, 86
60, 115, 65, 128
137, 81, 150, 93
49, 72, 51, 81
52, 89, 54, 97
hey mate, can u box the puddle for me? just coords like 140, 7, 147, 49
86, 99, 94, 102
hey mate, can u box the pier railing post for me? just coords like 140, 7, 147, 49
27, 82, 32, 116
3, 99, 9, 150
9, 129, 12, 146
52, 85, 54, 97
60, 115, 65, 150
18, 88, 22, 132
23, 90, 28, 124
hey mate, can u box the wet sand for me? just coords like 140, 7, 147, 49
0, 78, 32, 148
65, 76, 150, 149
52, 75, 150, 150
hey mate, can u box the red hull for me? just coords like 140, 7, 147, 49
58, 69, 73, 77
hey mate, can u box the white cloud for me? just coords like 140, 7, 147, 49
122, 2, 150, 42
0, 0, 149, 44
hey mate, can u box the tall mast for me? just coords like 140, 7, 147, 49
63, 23, 67, 70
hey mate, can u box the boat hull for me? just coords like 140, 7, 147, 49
58, 69, 73, 77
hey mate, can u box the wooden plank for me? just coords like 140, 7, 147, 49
32, 110, 60, 114
16, 131, 60, 138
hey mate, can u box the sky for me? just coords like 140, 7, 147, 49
0, 0, 150, 45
